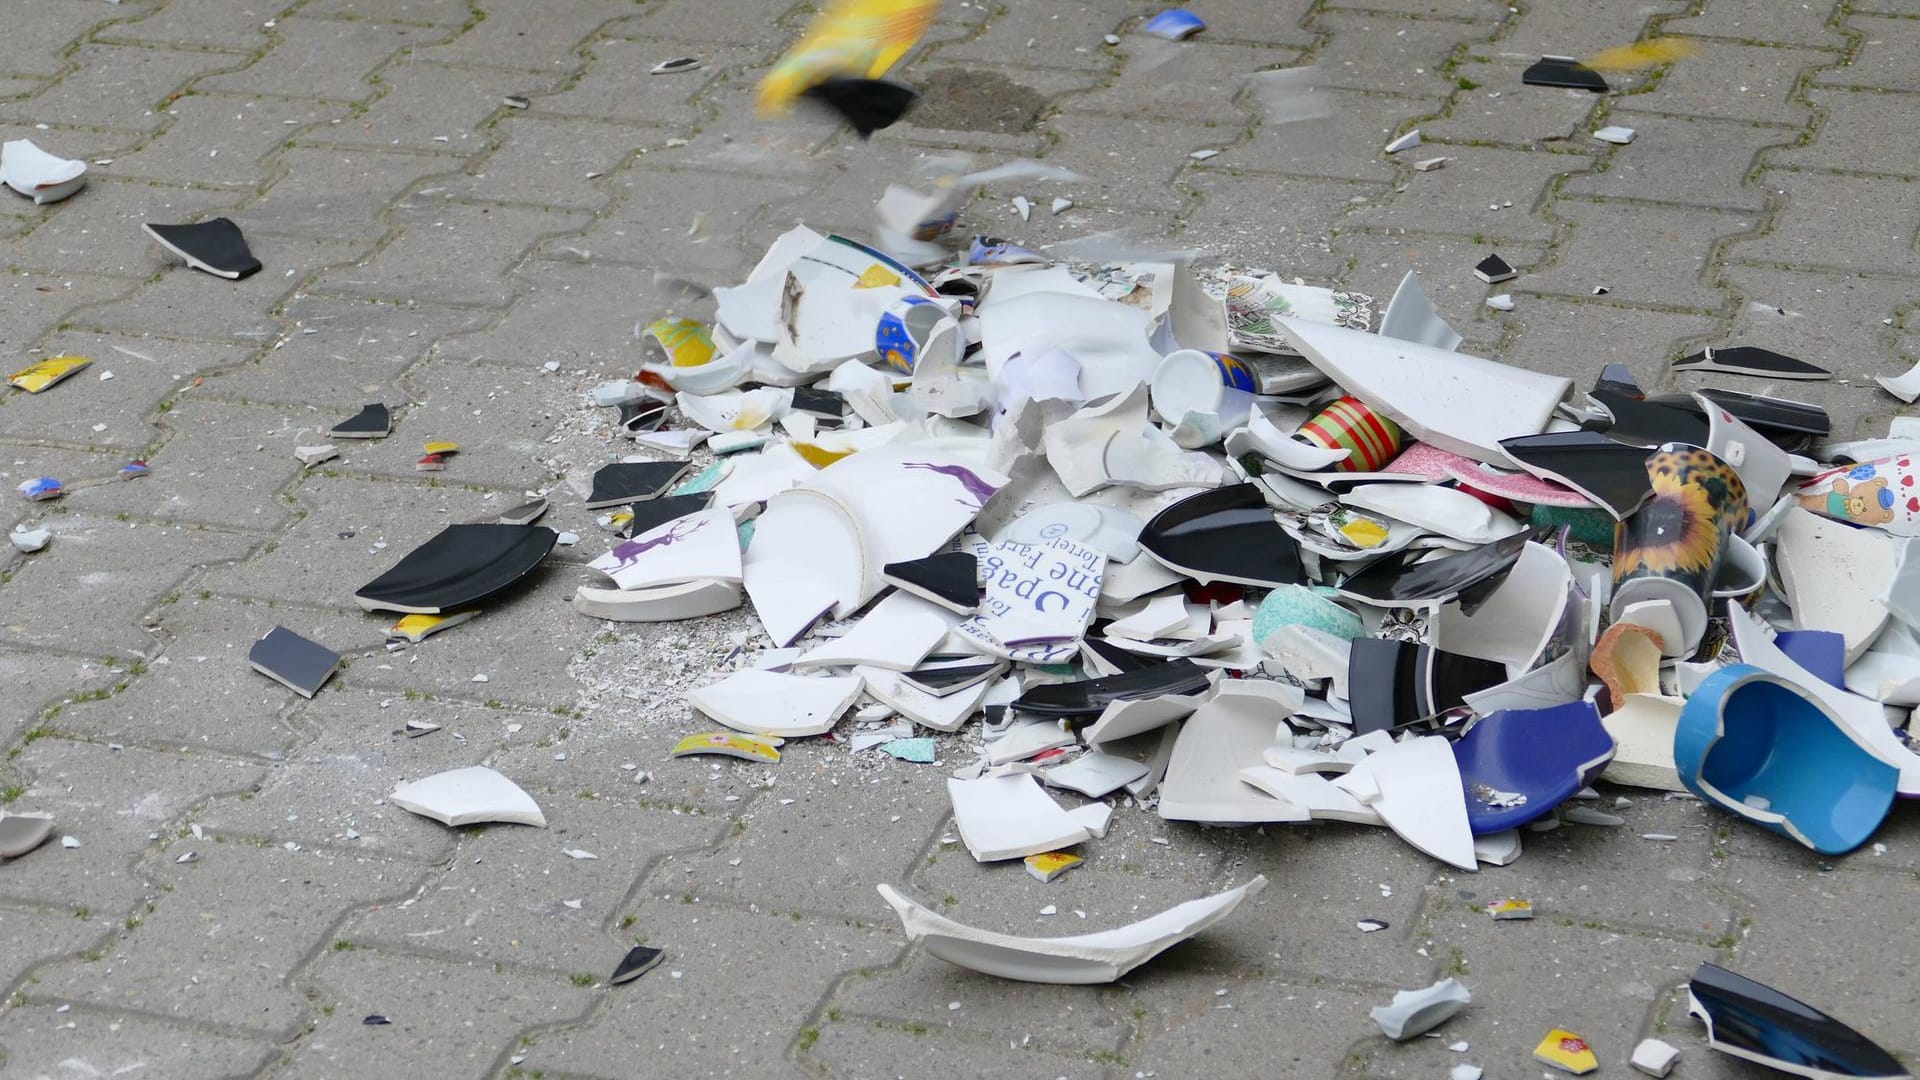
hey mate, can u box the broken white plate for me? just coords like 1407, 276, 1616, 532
0, 139, 87, 204
743, 488, 866, 646
947, 773, 1093, 861
1159, 683, 1313, 824
979, 291, 1161, 401
1775, 507, 1892, 665
809, 445, 1008, 609
1845, 623, 1920, 706
573, 579, 741, 622
1697, 391, 1793, 515
1238, 766, 1382, 825
1082, 672, 1222, 743
710, 443, 815, 508
859, 664, 994, 732
689, 669, 862, 737
1106, 593, 1203, 641
985, 720, 1077, 765
677, 386, 790, 434
1276, 316, 1571, 467
1340, 484, 1525, 546
876, 876, 1266, 985
1600, 693, 1687, 791
1042, 385, 1153, 497
587, 506, 742, 591
1042, 750, 1152, 798
793, 590, 950, 672
639, 339, 754, 396
1371, 978, 1472, 1040
1338, 736, 1476, 870
1379, 270, 1463, 352
1430, 542, 1570, 670
958, 536, 1105, 661
389, 766, 546, 828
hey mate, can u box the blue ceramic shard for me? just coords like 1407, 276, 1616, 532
1676, 665, 1898, 855
1688, 962, 1910, 1080
1142, 8, 1206, 39
1452, 701, 1615, 835
1773, 630, 1846, 691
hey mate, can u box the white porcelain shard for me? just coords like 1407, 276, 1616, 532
1775, 507, 1892, 665
1600, 693, 1687, 791
1262, 745, 1353, 775
573, 579, 741, 622
1275, 316, 1571, 467
1876, 359, 1920, 403
876, 876, 1267, 985
1371, 978, 1472, 1040
1473, 829, 1522, 866
1042, 750, 1152, 798
9, 526, 52, 553
1846, 625, 1920, 706
0, 139, 87, 204
986, 720, 1077, 765
947, 773, 1092, 861
1593, 125, 1637, 144
1238, 766, 1382, 824
1696, 391, 1794, 514
1042, 385, 1152, 497
1379, 270, 1463, 352
711, 443, 815, 508
389, 766, 546, 828
1340, 736, 1476, 870
1463, 650, 1588, 715
859, 664, 994, 731
587, 506, 742, 591
1340, 484, 1525, 545
1107, 594, 1203, 641
0, 812, 55, 859
998, 501, 1145, 563
1081, 673, 1222, 744
957, 536, 1105, 662
676, 387, 790, 434
793, 591, 950, 672
807, 445, 1008, 609
1384, 129, 1422, 154
979, 292, 1161, 401
1225, 405, 1350, 471
1430, 542, 1570, 670
743, 489, 865, 646
688, 669, 862, 737
1159, 683, 1314, 824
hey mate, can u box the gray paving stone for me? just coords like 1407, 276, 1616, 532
0, 1007, 277, 1079
1664, 0, 1845, 47
933, 6, 1121, 74
1345, 144, 1590, 242
1123, 972, 1383, 1079
110, 95, 351, 189
1521, 197, 1754, 310
1716, 263, 1916, 378
1565, 112, 1784, 209
200, 18, 448, 103
829, 947, 1131, 1057
1038, 109, 1232, 215
532, 37, 756, 127
453, 114, 653, 211
559, 166, 809, 275
605, 0, 806, 49
1496, 297, 1723, 389
1817, 13, 1920, 91
433, 259, 673, 370
1208, 89, 1439, 184
0, 647, 111, 748
75, 401, 304, 530
319, 61, 541, 155
1188, 0, 1322, 47
36, 843, 423, 1038
99, 2, 277, 52
0, 905, 113, 987
0, 273, 141, 354
1481, 0, 1690, 60
1313, 12, 1487, 98
0, 331, 249, 453
1420, 68, 1602, 146
72, 260, 285, 345
0, 45, 239, 133
315, 201, 591, 308
1333, 229, 1550, 349
414, 1, 631, 71
1730, 169, 1920, 276
1183, 170, 1382, 279
302, 0, 475, 24
7, 179, 246, 279
810, 1021, 1093, 1080
1772, 89, 1918, 177
1628, 41, 1828, 125
199, 295, 492, 410
240, 146, 447, 243
0, 120, 141, 174
1070, 42, 1306, 122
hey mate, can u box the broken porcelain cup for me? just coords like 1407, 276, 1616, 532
1610, 444, 1748, 655
1149, 349, 1255, 439
1371, 978, 1472, 1040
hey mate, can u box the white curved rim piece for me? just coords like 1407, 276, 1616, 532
688, 669, 862, 737
573, 579, 741, 622
389, 766, 546, 828
744, 488, 868, 643
1430, 541, 1570, 670
1227, 407, 1351, 471
876, 876, 1266, 984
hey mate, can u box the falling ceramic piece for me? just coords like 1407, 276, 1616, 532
1630, 1038, 1680, 1077
948, 773, 1093, 861
1675, 346, 1829, 381
875, 876, 1265, 985
1337, 532, 1528, 609
689, 669, 862, 737
1024, 851, 1082, 882
611, 945, 665, 985
1775, 507, 1892, 664
1874, 360, 1920, 403
1, 139, 87, 204
10, 526, 52, 553
650, 56, 702, 74
1523, 55, 1607, 92
1473, 254, 1517, 284
1601, 693, 1687, 791
1687, 963, 1908, 1080
1042, 751, 1152, 798
0, 812, 56, 859
1160, 683, 1313, 824
574, 579, 742, 622
1383, 129, 1421, 154
587, 507, 740, 593
1675, 664, 1897, 855
1500, 431, 1656, 519
881, 552, 977, 613
794, 590, 949, 672
1453, 702, 1616, 834
17, 478, 62, 502
143, 218, 261, 279
585, 461, 694, 509
1142, 7, 1206, 39
1341, 484, 1525, 545
1592, 125, 1637, 144
1370, 978, 1472, 1040
389, 766, 547, 828
8, 355, 91, 393
1534, 1029, 1600, 1074
1340, 736, 1477, 870
1275, 316, 1570, 466
247, 626, 340, 699
1590, 622, 1664, 706
356, 524, 559, 613
1379, 270, 1462, 352
330, 403, 391, 439
1138, 484, 1302, 588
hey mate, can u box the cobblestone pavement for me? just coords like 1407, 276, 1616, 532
2, 0, 1918, 1077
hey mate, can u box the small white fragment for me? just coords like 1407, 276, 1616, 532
1642, 832, 1679, 841
556, 531, 580, 546
1485, 294, 1515, 311
471, 673, 489, 683
175, 851, 198, 863
62, 836, 80, 849
1011, 195, 1032, 222
1451, 1065, 1483, 1080
1189, 149, 1221, 161
948, 1001, 962, 1010
99, 370, 114, 381
1413, 156, 1448, 172
1104, 33, 1121, 44
1449, 1041, 1469, 1052
10, 527, 52, 553
1039, 904, 1057, 916
543, 360, 561, 372
1630, 1037, 1680, 1077
562, 899, 584, 910
1593, 125, 1637, 144
563, 848, 598, 860
1383, 129, 1421, 153
1050, 197, 1073, 215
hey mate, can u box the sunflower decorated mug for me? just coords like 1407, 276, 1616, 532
1610, 443, 1749, 655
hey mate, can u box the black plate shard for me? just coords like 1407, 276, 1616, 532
1337, 532, 1529, 609
619, 399, 670, 433
1586, 387, 1712, 448
1347, 640, 1507, 734
881, 552, 978, 613
792, 386, 850, 417
142, 218, 262, 279
1523, 55, 1608, 92
611, 944, 666, 985
1592, 362, 1643, 398
585, 461, 694, 510
354, 524, 559, 614
620, 492, 714, 539
1672, 388, 1830, 445
800, 77, 919, 139
899, 659, 1005, 697
330, 403, 391, 439
1500, 431, 1656, 519
248, 626, 341, 699
498, 498, 549, 526
1473, 253, 1517, 284
1675, 345, 1831, 381
1013, 659, 1213, 718
1687, 963, 1909, 1080
1138, 483, 1303, 589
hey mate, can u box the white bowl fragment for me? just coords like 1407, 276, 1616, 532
389, 766, 546, 828
0, 139, 88, 204
947, 773, 1092, 861
1371, 977, 1472, 1040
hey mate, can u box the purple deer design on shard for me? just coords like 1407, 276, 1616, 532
606, 516, 708, 570
900, 462, 998, 510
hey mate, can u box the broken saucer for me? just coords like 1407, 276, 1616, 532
0, 812, 56, 859
390, 766, 547, 828
356, 524, 559, 613
247, 626, 341, 699
875, 876, 1266, 985
143, 217, 262, 279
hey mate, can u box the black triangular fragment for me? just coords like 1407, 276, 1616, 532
881, 552, 977, 613
1523, 56, 1608, 92
621, 492, 714, 539
330, 403, 390, 439
1674, 345, 1830, 381
585, 461, 693, 510
801, 77, 919, 139
619, 399, 670, 433
143, 218, 263, 279
611, 944, 665, 985
791, 386, 849, 417
1473, 253, 1516, 283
